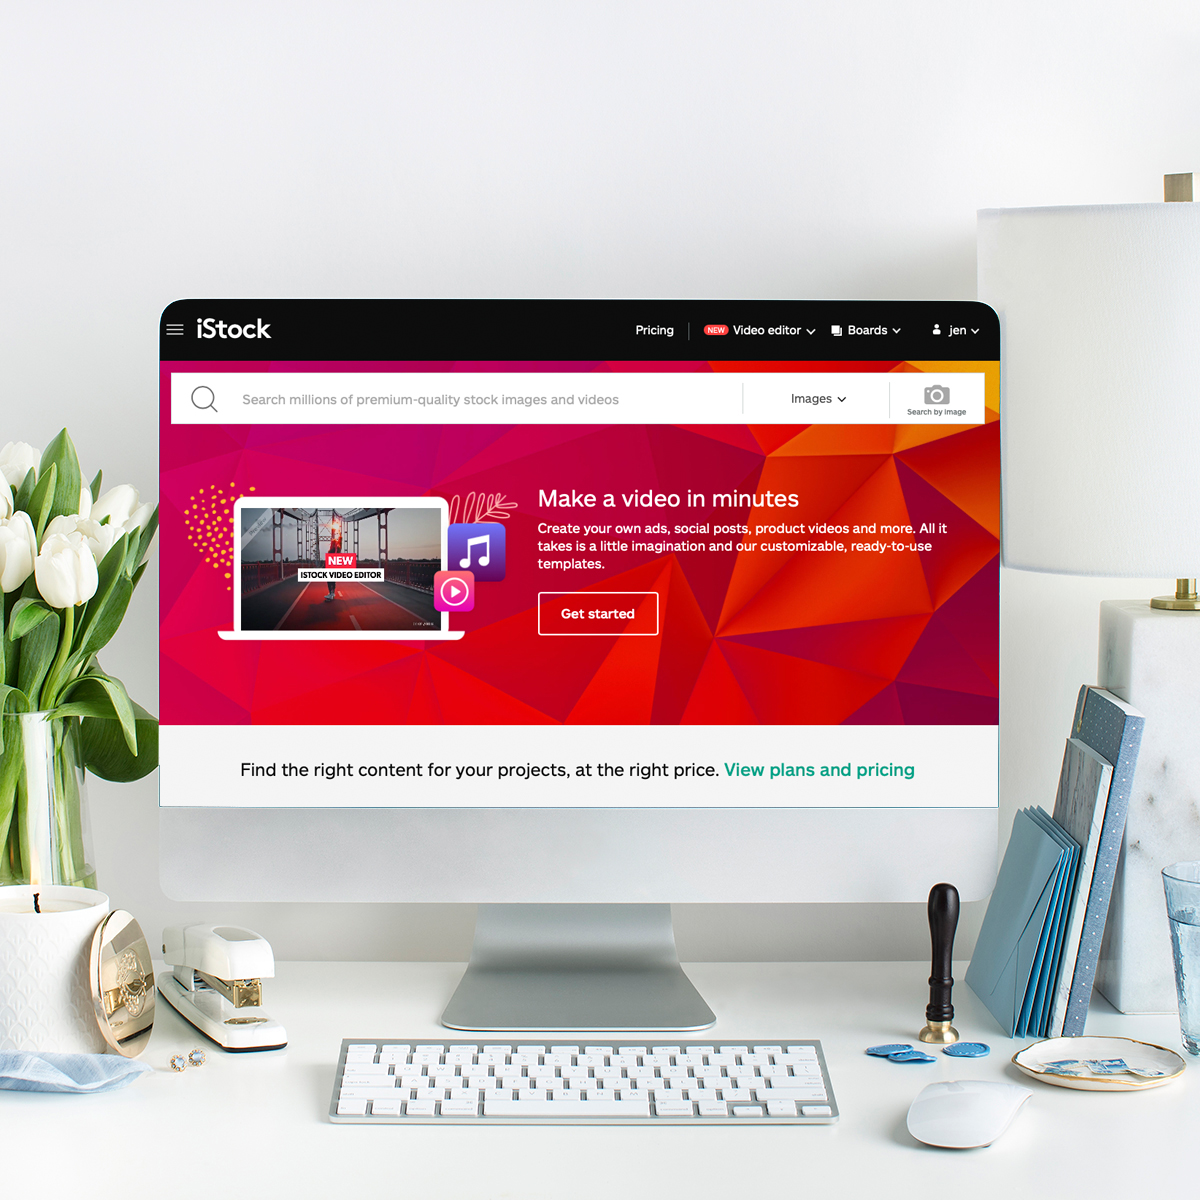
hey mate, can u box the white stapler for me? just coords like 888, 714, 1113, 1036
158, 924, 287, 1051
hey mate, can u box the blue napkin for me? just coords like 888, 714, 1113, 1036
0, 1052, 152, 1093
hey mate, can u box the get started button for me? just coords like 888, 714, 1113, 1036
537, 591, 660, 636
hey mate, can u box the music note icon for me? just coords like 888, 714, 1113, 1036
459, 534, 490, 570
448, 522, 506, 582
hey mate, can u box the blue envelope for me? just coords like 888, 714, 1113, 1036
1021, 808, 1080, 1037
966, 809, 1075, 1037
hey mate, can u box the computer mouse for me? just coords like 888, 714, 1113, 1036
906, 1080, 1032, 1148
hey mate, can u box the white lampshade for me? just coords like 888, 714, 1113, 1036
979, 202, 1200, 576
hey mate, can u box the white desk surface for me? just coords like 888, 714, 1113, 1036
5, 960, 1192, 1199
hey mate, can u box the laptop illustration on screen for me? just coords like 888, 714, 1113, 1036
219, 495, 464, 641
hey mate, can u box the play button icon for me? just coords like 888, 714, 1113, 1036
434, 570, 475, 612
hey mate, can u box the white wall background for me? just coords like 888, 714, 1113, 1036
2, 1, 1197, 961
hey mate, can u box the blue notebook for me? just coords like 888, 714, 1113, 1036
966, 807, 1080, 1038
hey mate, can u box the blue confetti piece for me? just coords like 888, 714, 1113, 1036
943, 1042, 990, 1058
888, 1050, 936, 1062
866, 1043, 912, 1056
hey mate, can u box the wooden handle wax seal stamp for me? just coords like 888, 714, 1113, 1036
918, 882, 960, 1044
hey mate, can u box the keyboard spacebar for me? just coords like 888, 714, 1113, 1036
484, 1099, 651, 1118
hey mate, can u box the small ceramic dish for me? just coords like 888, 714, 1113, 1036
1012, 1035, 1186, 1091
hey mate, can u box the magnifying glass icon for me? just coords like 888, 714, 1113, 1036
191, 386, 217, 413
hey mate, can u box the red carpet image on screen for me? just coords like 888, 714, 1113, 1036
239, 506, 440, 632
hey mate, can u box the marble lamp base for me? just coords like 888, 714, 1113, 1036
1097, 600, 1200, 1013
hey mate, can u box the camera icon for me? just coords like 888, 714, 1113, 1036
923, 384, 951, 405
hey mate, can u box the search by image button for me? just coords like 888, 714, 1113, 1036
191, 385, 216, 412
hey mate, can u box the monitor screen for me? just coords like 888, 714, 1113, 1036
158, 300, 999, 902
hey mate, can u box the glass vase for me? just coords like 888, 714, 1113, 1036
0, 713, 96, 889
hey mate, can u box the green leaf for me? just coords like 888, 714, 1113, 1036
7, 598, 53, 641
16, 608, 59, 701
13, 466, 36, 513
39, 429, 81, 525
136, 505, 159, 566
66, 575, 132, 676
26, 460, 57, 540
0, 684, 28, 754
71, 532, 129, 659
88, 468, 102, 501
74, 685, 158, 783
69, 671, 136, 754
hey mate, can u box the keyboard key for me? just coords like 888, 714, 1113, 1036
720, 1088, 751, 1102
337, 1098, 368, 1115
766, 1100, 798, 1117
584, 1046, 614, 1055
348, 1044, 378, 1051
441, 1099, 479, 1116
697, 1101, 729, 1116
406, 1100, 436, 1116
484, 1099, 651, 1118
756, 1087, 828, 1102
371, 1098, 404, 1116
516, 1045, 547, 1054
340, 1087, 402, 1100
416, 1044, 446, 1052
802, 1105, 834, 1117
732, 1106, 764, 1117
654, 1101, 694, 1117
381, 1044, 410, 1053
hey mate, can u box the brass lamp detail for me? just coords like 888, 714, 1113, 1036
1151, 579, 1200, 612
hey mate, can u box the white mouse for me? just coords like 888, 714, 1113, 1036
906, 1080, 1033, 1148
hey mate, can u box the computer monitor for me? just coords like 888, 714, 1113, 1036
159, 299, 999, 1030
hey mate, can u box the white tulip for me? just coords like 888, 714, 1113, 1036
34, 532, 98, 607
0, 511, 37, 592
0, 483, 10, 520
77, 483, 92, 519
42, 513, 85, 543
0, 442, 39, 490
75, 517, 123, 564
91, 485, 141, 529
125, 500, 153, 536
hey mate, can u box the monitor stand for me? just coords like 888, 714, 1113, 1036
440, 904, 716, 1032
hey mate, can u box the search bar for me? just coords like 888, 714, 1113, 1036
170, 372, 986, 426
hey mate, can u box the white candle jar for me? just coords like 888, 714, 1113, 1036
0, 885, 109, 1053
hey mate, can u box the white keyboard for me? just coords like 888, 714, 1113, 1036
330, 1038, 838, 1124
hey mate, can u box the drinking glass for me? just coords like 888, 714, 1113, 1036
1162, 861, 1200, 1055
